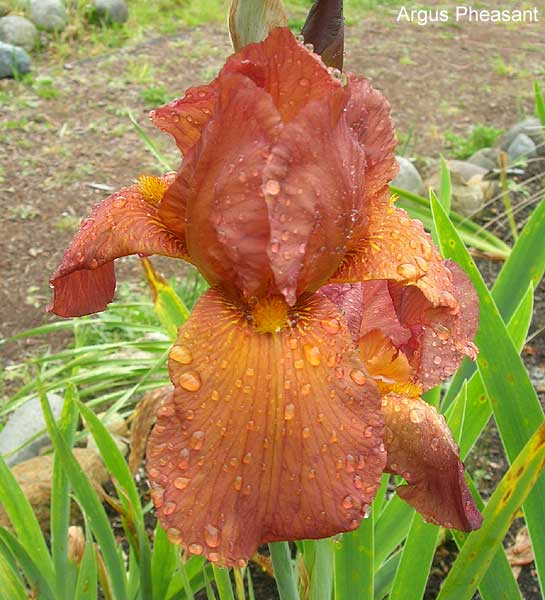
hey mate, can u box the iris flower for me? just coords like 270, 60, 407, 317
49, 28, 481, 566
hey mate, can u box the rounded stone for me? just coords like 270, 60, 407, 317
91, 0, 128, 24
391, 156, 425, 195
29, 0, 67, 32
0, 15, 37, 51
506, 133, 537, 163
0, 40, 31, 78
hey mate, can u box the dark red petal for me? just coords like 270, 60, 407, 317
390, 260, 479, 390
146, 288, 386, 565
302, 0, 344, 70
168, 73, 280, 299
317, 283, 363, 342
264, 88, 366, 304
382, 394, 482, 531
150, 82, 218, 155
49, 178, 188, 317
224, 27, 340, 122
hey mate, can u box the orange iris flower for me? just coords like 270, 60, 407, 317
49, 28, 481, 566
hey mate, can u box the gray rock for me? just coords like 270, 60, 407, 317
29, 0, 67, 32
468, 147, 500, 171
500, 117, 545, 155
446, 159, 488, 182
506, 133, 537, 163
92, 0, 128, 24
0, 15, 38, 52
0, 41, 31, 78
0, 393, 63, 466
391, 156, 425, 195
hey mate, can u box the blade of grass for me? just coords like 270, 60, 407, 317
444, 196, 545, 406
212, 565, 235, 600
309, 539, 333, 600
269, 542, 300, 600
151, 525, 177, 600
432, 196, 545, 592
128, 110, 174, 171
437, 423, 545, 599
0, 550, 28, 600
535, 80, 545, 126
75, 521, 98, 600
39, 391, 129, 600
334, 508, 374, 599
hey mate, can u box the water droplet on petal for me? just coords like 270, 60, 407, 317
171, 346, 193, 365
304, 344, 321, 366
189, 543, 203, 555
433, 356, 442, 366
302, 427, 311, 439
350, 369, 367, 386
163, 501, 177, 515
284, 403, 295, 421
342, 495, 354, 509
301, 383, 311, 395
174, 477, 190, 490
294, 359, 304, 370
397, 263, 418, 278
321, 317, 340, 334
264, 179, 280, 195
409, 409, 424, 424
205, 524, 220, 548
190, 431, 205, 450
233, 476, 243, 491
179, 371, 201, 392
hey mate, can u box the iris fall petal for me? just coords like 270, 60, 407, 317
381, 394, 482, 531
146, 288, 386, 565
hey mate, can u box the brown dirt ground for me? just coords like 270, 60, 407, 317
1, 2, 545, 598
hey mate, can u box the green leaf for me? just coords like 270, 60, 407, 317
437, 422, 545, 599
432, 196, 545, 592
212, 565, 235, 600
0, 528, 56, 600
308, 539, 333, 600
373, 495, 414, 569
388, 513, 439, 600
51, 387, 80, 600
269, 542, 300, 600
535, 80, 545, 127
39, 392, 129, 600
334, 508, 374, 599
151, 526, 177, 600
444, 196, 545, 406
0, 550, 27, 600
141, 258, 190, 340
75, 520, 98, 600
438, 156, 452, 214
391, 185, 510, 258
128, 110, 173, 171
0, 457, 54, 589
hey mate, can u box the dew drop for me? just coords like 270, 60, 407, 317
308, 469, 316, 479
397, 263, 418, 278
190, 431, 205, 450
243, 452, 252, 464
350, 369, 367, 386
284, 403, 295, 421
171, 346, 193, 365
205, 524, 220, 548
189, 543, 203, 555
167, 527, 181, 543
302, 427, 311, 439
211, 390, 220, 401
163, 501, 177, 515
112, 197, 126, 209
174, 477, 190, 490
294, 359, 304, 370
301, 383, 311, 395
431, 437, 440, 450
208, 552, 220, 562
342, 495, 354, 509
179, 371, 201, 392
321, 317, 340, 334
304, 344, 321, 366
299, 77, 310, 87
409, 409, 423, 424
433, 356, 442, 366
264, 179, 280, 195
233, 476, 243, 491
353, 474, 363, 489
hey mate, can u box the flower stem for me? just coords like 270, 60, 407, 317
269, 542, 300, 600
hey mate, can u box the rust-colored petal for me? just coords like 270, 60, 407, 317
146, 288, 386, 565
150, 82, 218, 156
224, 27, 341, 123
164, 73, 280, 300
264, 87, 366, 304
381, 393, 482, 531
331, 199, 457, 309
389, 260, 479, 391
49, 177, 188, 317
317, 283, 363, 341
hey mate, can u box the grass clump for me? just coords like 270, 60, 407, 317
444, 124, 504, 159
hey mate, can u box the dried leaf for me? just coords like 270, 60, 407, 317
506, 527, 534, 568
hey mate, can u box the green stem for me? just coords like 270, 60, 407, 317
269, 542, 300, 600
499, 151, 519, 241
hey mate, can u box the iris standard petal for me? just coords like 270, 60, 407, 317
146, 288, 386, 565
49, 176, 188, 317
381, 393, 482, 531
